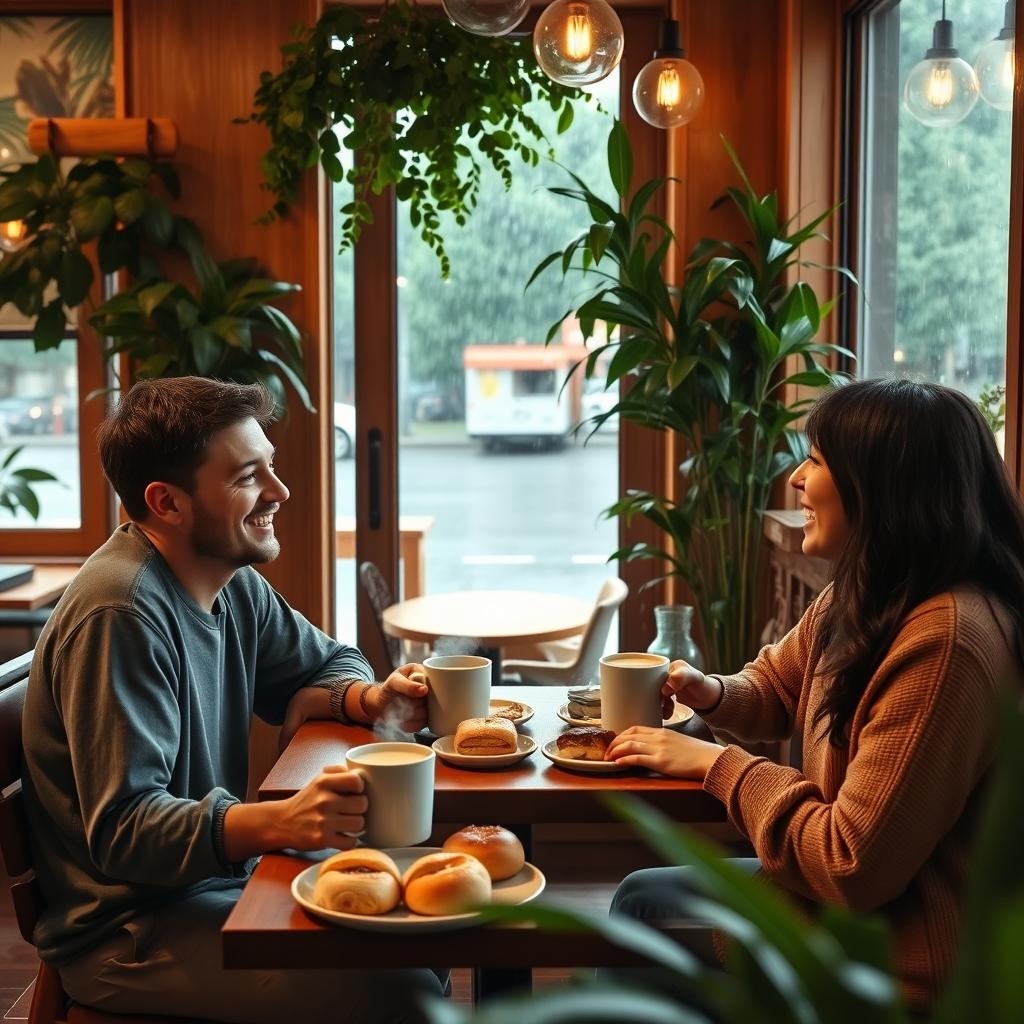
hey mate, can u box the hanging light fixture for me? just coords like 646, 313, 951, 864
903, 1, 980, 127
632, 18, 703, 129
442, 0, 531, 38
0, 219, 27, 253
974, 1, 1015, 111
533, 0, 624, 87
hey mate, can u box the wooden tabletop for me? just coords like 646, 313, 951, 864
0, 564, 79, 610
260, 686, 723, 824
381, 590, 592, 646
222, 853, 693, 971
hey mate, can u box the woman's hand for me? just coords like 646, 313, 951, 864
364, 664, 429, 732
661, 660, 723, 717
606, 726, 724, 780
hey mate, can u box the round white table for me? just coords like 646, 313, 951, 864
381, 590, 592, 682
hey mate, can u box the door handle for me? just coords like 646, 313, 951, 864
368, 427, 382, 529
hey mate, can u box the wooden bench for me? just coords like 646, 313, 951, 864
334, 515, 434, 599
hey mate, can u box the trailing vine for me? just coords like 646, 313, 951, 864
241, 0, 583, 276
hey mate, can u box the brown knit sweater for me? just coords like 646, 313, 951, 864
702, 584, 1017, 1009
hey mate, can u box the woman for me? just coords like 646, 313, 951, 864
607, 378, 1024, 1011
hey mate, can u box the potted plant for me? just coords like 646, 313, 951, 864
528, 121, 851, 672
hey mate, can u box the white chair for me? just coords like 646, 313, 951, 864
502, 577, 628, 686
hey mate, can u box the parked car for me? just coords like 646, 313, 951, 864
0, 395, 79, 436
580, 380, 619, 428
335, 402, 356, 459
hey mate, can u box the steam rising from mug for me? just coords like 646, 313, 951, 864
432, 636, 484, 657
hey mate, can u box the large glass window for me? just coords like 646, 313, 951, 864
856, 0, 1012, 426
395, 71, 620, 619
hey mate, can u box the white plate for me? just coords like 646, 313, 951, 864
556, 702, 695, 729
489, 698, 535, 727
292, 847, 546, 933
541, 738, 628, 774
432, 733, 536, 769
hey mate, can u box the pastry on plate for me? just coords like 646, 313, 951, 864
443, 825, 525, 881
454, 716, 518, 755
312, 848, 402, 915
402, 851, 492, 915
555, 725, 616, 761
490, 701, 525, 721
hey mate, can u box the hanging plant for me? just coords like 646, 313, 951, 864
241, 0, 583, 277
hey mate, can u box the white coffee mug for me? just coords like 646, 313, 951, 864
599, 652, 670, 735
423, 654, 492, 736
345, 741, 436, 847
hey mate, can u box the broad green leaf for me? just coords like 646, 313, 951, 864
70, 195, 114, 241
138, 281, 178, 318
187, 324, 222, 375
607, 119, 632, 200
33, 298, 66, 351
113, 188, 147, 225
57, 250, 93, 307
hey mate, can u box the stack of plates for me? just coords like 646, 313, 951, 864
565, 684, 602, 724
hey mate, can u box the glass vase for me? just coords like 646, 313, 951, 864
647, 604, 704, 671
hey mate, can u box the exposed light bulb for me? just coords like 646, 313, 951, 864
903, 9, 979, 127
633, 20, 704, 129
926, 64, 955, 107
534, 0, 624, 87
564, 5, 593, 61
441, 0, 531, 38
656, 67, 681, 108
0, 219, 27, 253
975, 2, 1015, 111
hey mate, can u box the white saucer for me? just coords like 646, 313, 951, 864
432, 733, 537, 769
489, 698, 535, 727
556, 702, 695, 729
293, 847, 546, 933
540, 739, 628, 774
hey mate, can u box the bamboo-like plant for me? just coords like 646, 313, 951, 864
528, 121, 852, 671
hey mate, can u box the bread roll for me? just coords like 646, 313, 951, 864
454, 716, 517, 755
313, 848, 402, 915
556, 726, 616, 761
402, 851, 492, 915
443, 825, 525, 881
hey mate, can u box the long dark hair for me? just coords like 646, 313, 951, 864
806, 378, 1024, 747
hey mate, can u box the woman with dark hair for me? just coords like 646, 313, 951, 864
607, 377, 1024, 1011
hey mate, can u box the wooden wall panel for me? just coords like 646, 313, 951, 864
120, 0, 328, 792
120, 0, 332, 628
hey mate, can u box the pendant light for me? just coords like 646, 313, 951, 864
442, 0, 531, 38
974, 1, 1015, 111
533, 0, 624, 87
0, 219, 27, 253
903, 1, 980, 127
632, 18, 704, 129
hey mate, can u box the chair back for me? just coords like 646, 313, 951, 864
358, 561, 402, 671
568, 576, 629, 684
0, 655, 41, 946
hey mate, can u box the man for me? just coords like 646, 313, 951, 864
22, 377, 444, 1022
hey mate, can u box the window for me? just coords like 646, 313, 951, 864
513, 370, 558, 397
852, 0, 1012, 432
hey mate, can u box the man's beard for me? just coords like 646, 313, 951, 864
189, 497, 280, 568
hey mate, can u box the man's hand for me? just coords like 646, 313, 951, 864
273, 765, 368, 851
661, 659, 723, 717
364, 664, 429, 732
605, 726, 724, 781
222, 766, 368, 860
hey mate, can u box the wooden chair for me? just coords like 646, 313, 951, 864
0, 653, 224, 1024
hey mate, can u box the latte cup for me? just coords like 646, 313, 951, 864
344, 741, 435, 847
599, 652, 670, 735
423, 655, 492, 736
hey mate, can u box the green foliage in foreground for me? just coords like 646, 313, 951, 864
0, 446, 58, 520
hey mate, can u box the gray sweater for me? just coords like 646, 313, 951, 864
22, 523, 373, 964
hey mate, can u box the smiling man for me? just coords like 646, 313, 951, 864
21, 377, 443, 1023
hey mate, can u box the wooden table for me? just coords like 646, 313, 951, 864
0, 564, 79, 611
381, 591, 592, 682
335, 515, 434, 599
225, 687, 724, 999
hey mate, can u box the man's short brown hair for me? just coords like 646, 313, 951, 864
98, 377, 278, 521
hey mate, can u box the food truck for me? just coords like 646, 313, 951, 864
463, 342, 588, 450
